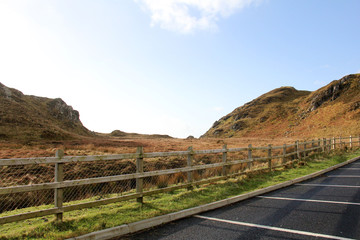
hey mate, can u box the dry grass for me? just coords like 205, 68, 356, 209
0, 136, 299, 159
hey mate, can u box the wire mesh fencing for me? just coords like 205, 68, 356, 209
63, 159, 137, 204
0, 163, 54, 213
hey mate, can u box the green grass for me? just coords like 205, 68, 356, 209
1, 149, 359, 240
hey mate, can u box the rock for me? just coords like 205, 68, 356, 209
0, 82, 24, 101
259, 116, 268, 123
47, 98, 80, 123
212, 120, 220, 128
220, 115, 231, 121
0, 83, 13, 99
213, 129, 224, 136
186, 135, 195, 140
308, 75, 352, 112
350, 101, 360, 111
231, 121, 246, 130
234, 112, 248, 121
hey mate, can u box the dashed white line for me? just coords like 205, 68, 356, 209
296, 183, 360, 188
194, 215, 355, 240
257, 196, 360, 206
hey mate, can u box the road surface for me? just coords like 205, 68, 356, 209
120, 159, 360, 240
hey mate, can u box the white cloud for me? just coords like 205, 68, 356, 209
135, 0, 262, 34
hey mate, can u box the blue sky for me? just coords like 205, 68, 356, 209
1, 0, 359, 138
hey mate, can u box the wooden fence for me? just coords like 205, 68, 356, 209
0, 136, 359, 225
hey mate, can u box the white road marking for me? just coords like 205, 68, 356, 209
296, 183, 360, 188
194, 215, 355, 240
257, 196, 360, 206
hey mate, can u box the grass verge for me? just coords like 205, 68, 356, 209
1, 148, 359, 240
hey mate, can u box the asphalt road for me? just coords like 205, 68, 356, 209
120, 159, 360, 240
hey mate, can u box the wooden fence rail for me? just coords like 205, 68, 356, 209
0, 136, 359, 225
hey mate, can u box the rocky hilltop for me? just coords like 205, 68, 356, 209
0, 83, 92, 142
203, 74, 360, 138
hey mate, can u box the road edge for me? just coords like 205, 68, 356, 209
67, 155, 360, 240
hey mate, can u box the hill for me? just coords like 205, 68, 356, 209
202, 74, 360, 139
108, 130, 172, 139
0, 82, 93, 142
0, 83, 174, 143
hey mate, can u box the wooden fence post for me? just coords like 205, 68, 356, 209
268, 144, 272, 171
222, 144, 228, 176
282, 144, 287, 164
247, 144, 252, 170
325, 138, 328, 152
333, 137, 336, 150
311, 140, 315, 154
344, 136, 347, 149
136, 146, 144, 203
187, 146, 194, 190
339, 136, 342, 149
317, 138, 321, 152
296, 141, 300, 160
303, 142, 307, 158
350, 135, 353, 149
55, 149, 64, 222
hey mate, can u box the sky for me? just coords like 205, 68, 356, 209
1, 0, 359, 138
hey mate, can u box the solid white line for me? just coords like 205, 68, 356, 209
327, 175, 360, 178
296, 183, 360, 188
194, 215, 354, 240
257, 196, 360, 206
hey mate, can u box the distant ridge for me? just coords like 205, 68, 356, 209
109, 130, 172, 139
202, 74, 360, 138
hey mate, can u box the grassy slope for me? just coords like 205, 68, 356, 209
203, 74, 360, 139
1, 148, 359, 240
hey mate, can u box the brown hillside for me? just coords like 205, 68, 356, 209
202, 74, 360, 139
0, 82, 93, 142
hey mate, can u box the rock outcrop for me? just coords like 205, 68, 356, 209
307, 74, 355, 112
47, 98, 80, 123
